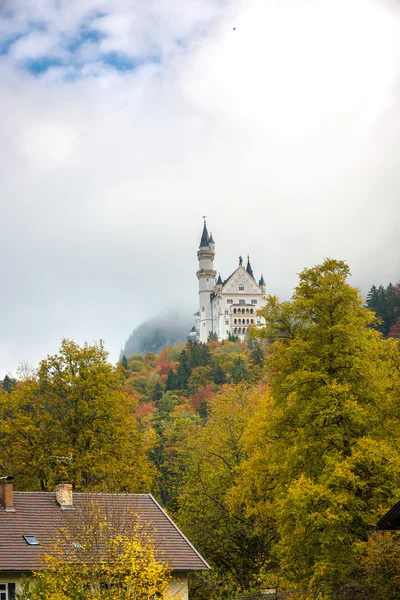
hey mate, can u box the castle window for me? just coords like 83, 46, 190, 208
250, 309, 254, 314
201, 306, 205, 312
239, 285, 244, 291
234, 319, 237, 324
233, 308, 237, 314
234, 328, 237, 334
257, 319, 260, 325
251, 299, 257, 305
225, 310, 228, 315
246, 308, 249, 314
246, 319, 249, 324
239, 300, 245, 305
227, 299, 233, 304
225, 320, 229, 325
251, 319, 254, 324
242, 308, 245, 314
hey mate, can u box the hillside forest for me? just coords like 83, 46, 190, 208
1, 259, 400, 599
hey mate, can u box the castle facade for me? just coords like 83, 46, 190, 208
192, 220, 267, 343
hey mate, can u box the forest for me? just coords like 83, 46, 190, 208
1, 259, 400, 600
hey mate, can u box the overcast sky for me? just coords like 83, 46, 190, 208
1, 0, 400, 375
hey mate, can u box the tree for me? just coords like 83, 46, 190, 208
1, 374, 15, 393
17, 500, 171, 600
247, 259, 400, 594
177, 385, 273, 597
231, 356, 249, 383
350, 531, 400, 600
120, 354, 129, 370
207, 332, 219, 342
0, 340, 155, 492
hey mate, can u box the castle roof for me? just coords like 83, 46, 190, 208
246, 255, 254, 279
259, 274, 265, 286
216, 273, 223, 285
208, 232, 215, 244
199, 221, 209, 248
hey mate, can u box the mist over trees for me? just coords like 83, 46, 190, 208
121, 311, 192, 358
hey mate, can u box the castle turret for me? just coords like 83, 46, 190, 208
197, 220, 216, 343
259, 273, 266, 294
246, 254, 254, 279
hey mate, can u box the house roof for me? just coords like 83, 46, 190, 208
376, 500, 400, 530
0, 491, 209, 573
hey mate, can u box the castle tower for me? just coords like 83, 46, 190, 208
197, 219, 216, 343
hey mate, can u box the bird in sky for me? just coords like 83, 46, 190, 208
233, 27, 236, 30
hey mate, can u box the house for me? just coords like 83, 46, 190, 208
0, 477, 209, 599
376, 500, 400, 530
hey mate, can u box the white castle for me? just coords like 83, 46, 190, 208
192, 220, 267, 343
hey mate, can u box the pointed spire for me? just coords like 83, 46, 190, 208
246, 254, 254, 278
208, 232, 215, 244
199, 219, 209, 248
217, 273, 223, 285
259, 273, 265, 286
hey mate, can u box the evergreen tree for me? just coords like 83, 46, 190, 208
1, 374, 14, 393
120, 354, 129, 370
213, 364, 227, 385
231, 356, 248, 383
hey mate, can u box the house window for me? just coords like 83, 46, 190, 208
227, 299, 233, 304
0, 583, 16, 600
239, 285, 244, 291
23, 535, 39, 545
239, 299, 245, 305
251, 299, 257, 304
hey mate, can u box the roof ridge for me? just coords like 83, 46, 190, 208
13, 491, 152, 496
148, 494, 210, 570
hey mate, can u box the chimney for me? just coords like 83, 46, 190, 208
56, 483, 73, 509
0, 476, 15, 512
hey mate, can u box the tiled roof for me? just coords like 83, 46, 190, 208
0, 492, 209, 573
376, 500, 400, 530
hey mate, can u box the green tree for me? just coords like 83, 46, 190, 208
247, 259, 400, 594
231, 356, 249, 383
120, 354, 129, 370
0, 340, 155, 492
1, 374, 15, 393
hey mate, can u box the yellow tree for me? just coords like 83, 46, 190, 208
177, 384, 274, 597
17, 500, 172, 600
0, 339, 156, 492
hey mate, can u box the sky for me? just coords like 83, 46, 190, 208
1, 0, 400, 375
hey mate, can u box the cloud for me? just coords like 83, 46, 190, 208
0, 0, 400, 374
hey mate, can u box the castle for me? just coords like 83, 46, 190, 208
192, 220, 267, 343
